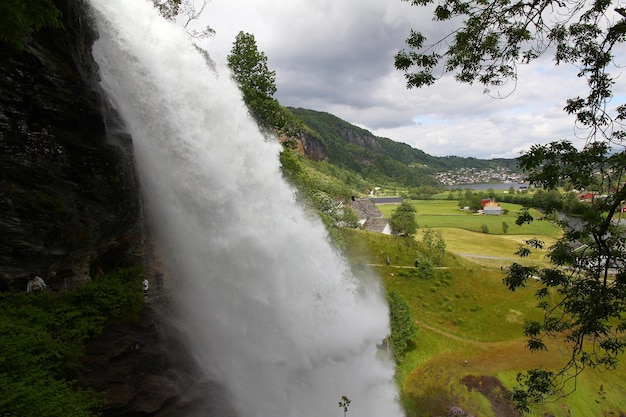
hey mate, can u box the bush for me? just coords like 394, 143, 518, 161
0, 0, 62, 49
384, 291, 418, 360
0, 267, 144, 416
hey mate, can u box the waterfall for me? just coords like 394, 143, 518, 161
88, 1, 401, 416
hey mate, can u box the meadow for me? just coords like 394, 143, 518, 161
377, 200, 561, 238
340, 198, 626, 417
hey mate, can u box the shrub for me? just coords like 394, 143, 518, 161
0, 267, 144, 416
384, 291, 418, 360
0, 0, 63, 50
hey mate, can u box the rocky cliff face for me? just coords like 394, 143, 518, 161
0, 0, 142, 289
338, 127, 384, 152
280, 130, 327, 162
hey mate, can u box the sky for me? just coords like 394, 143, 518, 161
188, 0, 626, 160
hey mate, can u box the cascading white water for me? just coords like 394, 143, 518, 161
89, 1, 402, 416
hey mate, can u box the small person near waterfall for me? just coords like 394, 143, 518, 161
26, 274, 46, 293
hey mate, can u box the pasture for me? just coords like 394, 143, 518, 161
339, 200, 626, 417
377, 200, 561, 238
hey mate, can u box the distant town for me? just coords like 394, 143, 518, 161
435, 166, 526, 186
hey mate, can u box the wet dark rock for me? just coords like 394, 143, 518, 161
78, 306, 235, 417
0, 0, 141, 286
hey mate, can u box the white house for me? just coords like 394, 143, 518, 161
483, 201, 503, 215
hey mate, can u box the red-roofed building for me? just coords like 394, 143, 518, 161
483, 201, 503, 215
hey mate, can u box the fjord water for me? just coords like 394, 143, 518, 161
88, 1, 401, 416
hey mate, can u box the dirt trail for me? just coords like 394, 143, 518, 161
413, 319, 493, 346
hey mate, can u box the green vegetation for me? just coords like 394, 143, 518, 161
397, 0, 626, 408
290, 108, 440, 188
0, 268, 145, 416
421, 228, 446, 266
389, 201, 418, 237
227, 31, 276, 98
151, 0, 182, 20
338, 395, 351, 417
384, 291, 419, 360
227, 31, 304, 136
279, 148, 360, 246
292, 108, 519, 183
0, 0, 62, 49
377, 200, 561, 238
339, 225, 626, 416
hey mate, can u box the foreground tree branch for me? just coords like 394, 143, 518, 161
396, 0, 626, 412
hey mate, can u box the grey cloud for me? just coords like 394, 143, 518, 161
200, 0, 618, 158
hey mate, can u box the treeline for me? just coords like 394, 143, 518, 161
456, 188, 586, 216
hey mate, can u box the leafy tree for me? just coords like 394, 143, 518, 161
227, 31, 276, 99
395, 0, 626, 410
409, 185, 439, 200
151, 0, 182, 20
338, 395, 351, 417
458, 190, 484, 212
502, 221, 509, 234
151, 0, 214, 39
384, 291, 418, 360
414, 253, 435, 280
422, 228, 446, 266
389, 201, 418, 237
340, 205, 361, 229
0, 0, 62, 50
227, 32, 304, 134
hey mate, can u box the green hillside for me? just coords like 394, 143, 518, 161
339, 222, 626, 417
289, 107, 519, 190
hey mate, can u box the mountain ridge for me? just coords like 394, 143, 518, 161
287, 107, 519, 188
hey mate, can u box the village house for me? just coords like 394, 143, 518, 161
483, 201, 503, 215
578, 192, 596, 202
348, 198, 392, 234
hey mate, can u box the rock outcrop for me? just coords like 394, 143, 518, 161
78, 304, 235, 417
280, 130, 327, 162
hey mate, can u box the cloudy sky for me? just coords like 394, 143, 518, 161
189, 0, 625, 160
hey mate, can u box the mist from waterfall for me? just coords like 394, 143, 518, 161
89, 1, 401, 416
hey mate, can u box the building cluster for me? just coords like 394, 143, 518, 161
435, 167, 525, 186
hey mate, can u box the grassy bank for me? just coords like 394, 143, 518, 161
339, 223, 626, 417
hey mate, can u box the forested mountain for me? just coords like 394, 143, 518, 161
288, 107, 518, 188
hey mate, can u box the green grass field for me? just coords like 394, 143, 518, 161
377, 200, 561, 237
339, 201, 626, 417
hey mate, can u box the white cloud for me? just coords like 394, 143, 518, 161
194, 0, 626, 159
